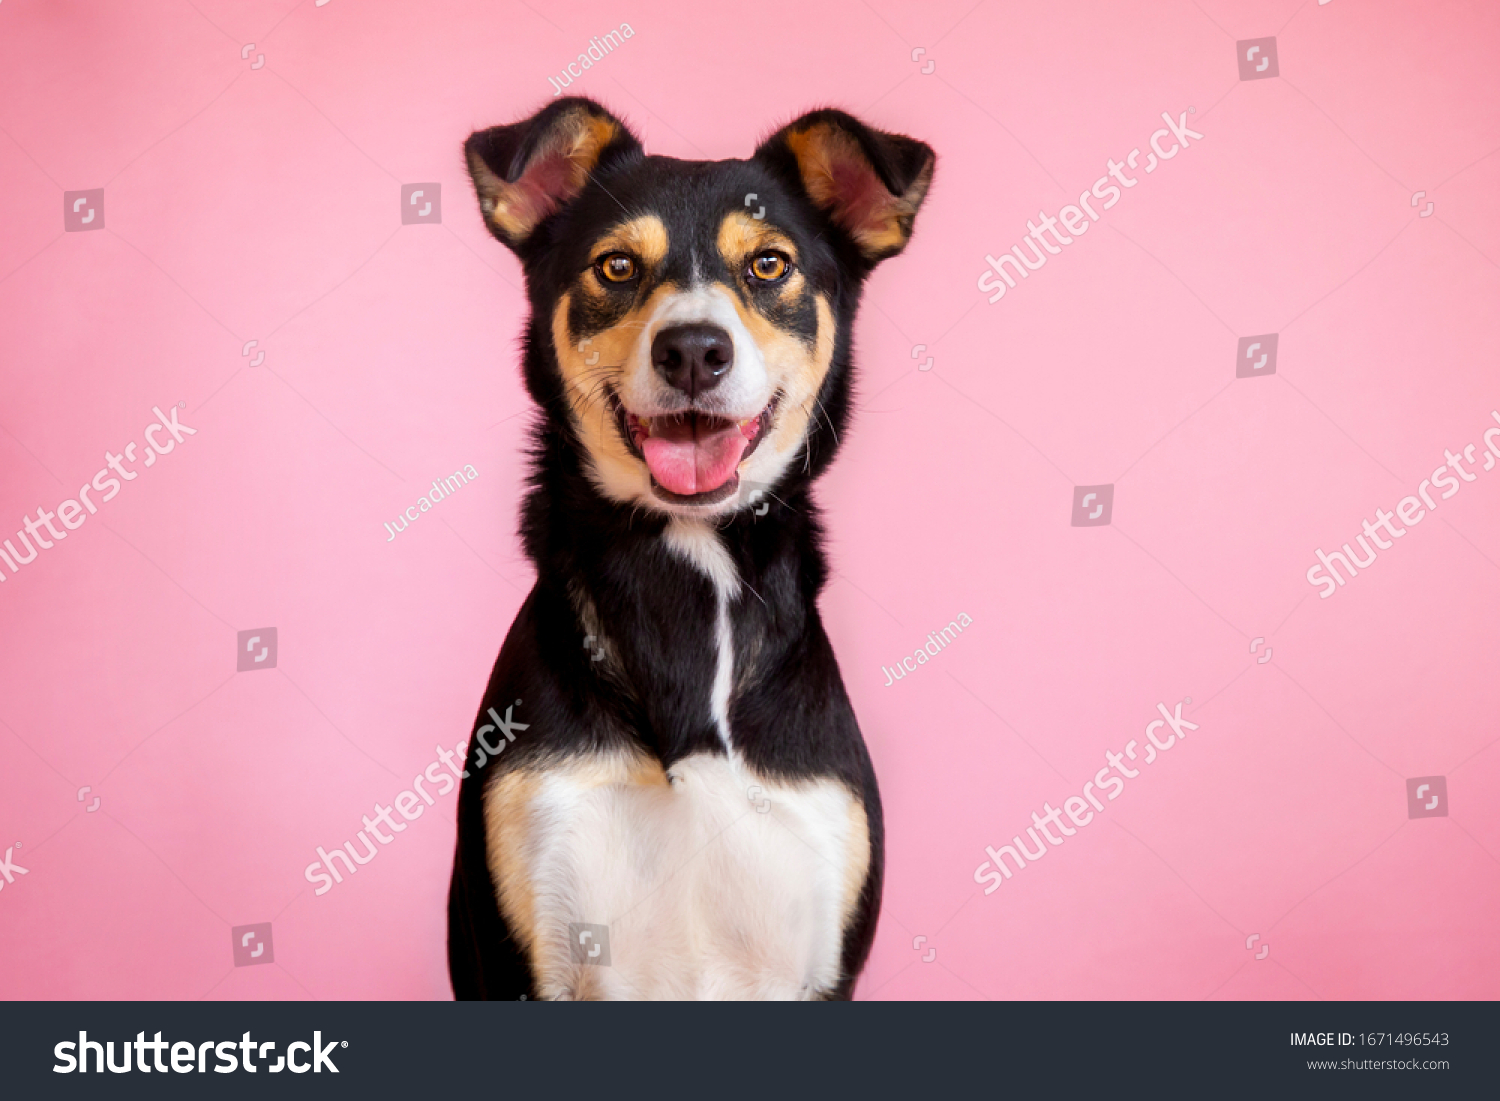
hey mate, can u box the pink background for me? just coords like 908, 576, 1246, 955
2, 0, 1498, 1000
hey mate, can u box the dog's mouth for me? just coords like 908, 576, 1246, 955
610, 391, 781, 505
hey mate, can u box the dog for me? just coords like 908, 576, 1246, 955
446, 97, 933, 1000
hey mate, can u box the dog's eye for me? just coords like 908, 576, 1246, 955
748, 253, 789, 282
596, 253, 638, 283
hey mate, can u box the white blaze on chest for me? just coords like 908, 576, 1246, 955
661, 516, 739, 751
487, 752, 866, 1000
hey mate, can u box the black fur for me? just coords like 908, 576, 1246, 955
448, 98, 933, 1000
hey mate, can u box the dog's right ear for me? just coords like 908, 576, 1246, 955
465, 98, 641, 251
755, 109, 933, 264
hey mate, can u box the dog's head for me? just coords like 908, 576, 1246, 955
466, 97, 933, 518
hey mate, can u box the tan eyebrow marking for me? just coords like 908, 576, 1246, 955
717, 211, 799, 270
592, 214, 670, 268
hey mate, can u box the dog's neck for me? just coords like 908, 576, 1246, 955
520, 425, 829, 763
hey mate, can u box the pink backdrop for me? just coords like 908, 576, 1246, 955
1, 0, 1497, 1000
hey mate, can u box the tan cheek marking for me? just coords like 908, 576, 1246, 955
551, 287, 675, 403
551, 292, 636, 410
716, 286, 833, 459
549, 284, 682, 489
550, 293, 633, 465
485, 770, 541, 957
716, 276, 816, 374
756, 293, 836, 459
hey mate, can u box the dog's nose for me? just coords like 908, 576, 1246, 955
651, 324, 734, 396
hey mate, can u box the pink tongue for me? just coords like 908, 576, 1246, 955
641, 418, 749, 496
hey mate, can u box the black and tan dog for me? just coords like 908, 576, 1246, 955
447, 97, 933, 1000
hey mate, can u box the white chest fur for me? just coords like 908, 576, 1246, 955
485, 751, 869, 1000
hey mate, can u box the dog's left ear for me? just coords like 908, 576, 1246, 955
466, 97, 642, 251
755, 109, 934, 263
